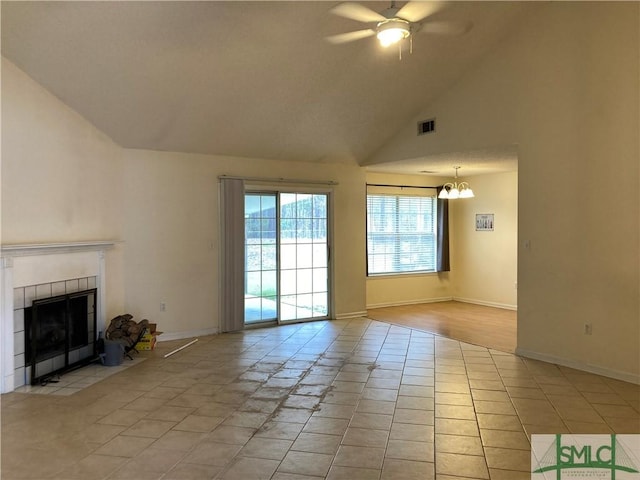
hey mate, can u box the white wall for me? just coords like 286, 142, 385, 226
452, 171, 517, 309
1, 58, 126, 319
368, 3, 640, 381
121, 149, 367, 338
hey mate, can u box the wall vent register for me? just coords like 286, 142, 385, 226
418, 118, 435, 135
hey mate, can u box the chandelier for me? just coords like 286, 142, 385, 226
438, 166, 474, 199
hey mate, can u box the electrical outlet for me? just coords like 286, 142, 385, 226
160, 302, 166, 312
584, 323, 592, 335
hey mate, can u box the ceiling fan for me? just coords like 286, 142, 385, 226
326, 1, 471, 51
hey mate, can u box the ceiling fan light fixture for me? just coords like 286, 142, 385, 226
376, 19, 410, 47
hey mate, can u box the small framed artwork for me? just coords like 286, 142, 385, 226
476, 214, 494, 231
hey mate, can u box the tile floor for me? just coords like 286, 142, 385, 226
1, 317, 639, 480
13, 358, 146, 396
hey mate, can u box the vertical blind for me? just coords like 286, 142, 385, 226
220, 177, 246, 332
367, 193, 437, 275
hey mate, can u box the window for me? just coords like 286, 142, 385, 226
367, 191, 437, 275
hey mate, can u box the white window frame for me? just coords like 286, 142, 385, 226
366, 187, 438, 276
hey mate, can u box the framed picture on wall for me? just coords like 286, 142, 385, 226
476, 214, 494, 231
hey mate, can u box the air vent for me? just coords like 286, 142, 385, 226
417, 118, 436, 135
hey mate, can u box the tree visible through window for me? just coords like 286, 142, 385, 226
366, 193, 437, 275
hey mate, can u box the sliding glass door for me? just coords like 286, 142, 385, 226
279, 193, 329, 322
245, 191, 329, 325
245, 193, 278, 323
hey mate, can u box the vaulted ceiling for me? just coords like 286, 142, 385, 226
2, 1, 533, 174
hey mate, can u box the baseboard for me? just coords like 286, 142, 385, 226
335, 311, 368, 320
515, 347, 640, 385
366, 297, 453, 309
453, 297, 517, 311
157, 327, 218, 342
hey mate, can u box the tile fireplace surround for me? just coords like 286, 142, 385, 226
0, 241, 114, 393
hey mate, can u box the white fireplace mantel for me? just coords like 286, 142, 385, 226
1, 240, 116, 259
1, 241, 116, 393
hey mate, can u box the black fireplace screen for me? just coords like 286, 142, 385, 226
25, 288, 97, 385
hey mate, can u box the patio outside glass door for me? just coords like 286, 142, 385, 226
244, 192, 329, 325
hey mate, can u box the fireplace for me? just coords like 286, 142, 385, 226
0, 241, 114, 392
25, 288, 97, 385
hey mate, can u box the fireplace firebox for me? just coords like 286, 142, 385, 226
25, 288, 97, 385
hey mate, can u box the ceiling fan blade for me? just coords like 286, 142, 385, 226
330, 2, 386, 23
418, 20, 473, 36
396, 1, 447, 23
325, 29, 376, 44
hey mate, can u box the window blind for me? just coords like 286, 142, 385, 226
366, 193, 437, 275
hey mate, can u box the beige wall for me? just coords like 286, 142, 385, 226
368, 3, 640, 381
1, 58, 126, 319
365, 171, 518, 310
3, 1, 638, 381
2, 57, 368, 339
121, 150, 367, 337
1, 59, 124, 244
452, 171, 518, 309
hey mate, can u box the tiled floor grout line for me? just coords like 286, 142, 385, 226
379, 322, 402, 478
530, 363, 597, 435
3, 317, 638, 480
490, 352, 640, 439
419, 331, 433, 470
329, 321, 390, 478
274, 325, 348, 479
212, 319, 376, 479
463, 342, 495, 480
337, 327, 377, 477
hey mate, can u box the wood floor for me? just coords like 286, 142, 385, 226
367, 301, 517, 353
